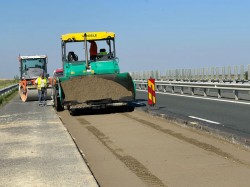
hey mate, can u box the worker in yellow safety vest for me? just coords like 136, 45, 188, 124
35, 73, 48, 106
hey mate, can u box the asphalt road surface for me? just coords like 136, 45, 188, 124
58, 108, 250, 187
136, 90, 250, 141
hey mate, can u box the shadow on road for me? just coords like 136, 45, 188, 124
56, 99, 148, 116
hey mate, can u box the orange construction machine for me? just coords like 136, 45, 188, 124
19, 55, 52, 102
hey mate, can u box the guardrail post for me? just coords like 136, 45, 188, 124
218, 89, 221, 98
171, 86, 174, 93
191, 87, 194, 95
180, 87, 184, 94
203, 88, 207, 97
163, 86, 167, 92
234, 90, 239, 100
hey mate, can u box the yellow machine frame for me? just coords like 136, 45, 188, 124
61, 32, 115, 42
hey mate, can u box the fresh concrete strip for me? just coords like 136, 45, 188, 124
0, 96, 98, 186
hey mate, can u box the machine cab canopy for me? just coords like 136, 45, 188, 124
61, 31, 117, 62
61, 32, 115, 42
19, 55, 47, 60
19, 55, 48, 79
19, 55, 47, 70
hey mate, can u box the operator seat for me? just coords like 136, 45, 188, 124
97, 48, 108, 60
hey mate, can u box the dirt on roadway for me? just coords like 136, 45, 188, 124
58, 109, 250, 187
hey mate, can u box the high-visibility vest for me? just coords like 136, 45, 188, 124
100, 51, 107, 55
37, 77, 47, 90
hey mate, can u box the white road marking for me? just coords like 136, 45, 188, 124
137, 90, 250, 105
189, 116, 221, 124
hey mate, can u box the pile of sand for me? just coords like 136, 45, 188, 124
61, 76, 133, 103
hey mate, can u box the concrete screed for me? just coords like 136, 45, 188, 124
0, 96, 98, 187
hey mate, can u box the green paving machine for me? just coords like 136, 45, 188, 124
53, 32, 135, 113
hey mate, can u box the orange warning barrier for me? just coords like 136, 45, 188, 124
148, 78, 156, 106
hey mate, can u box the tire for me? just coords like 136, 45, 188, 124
54, 90, 63, 111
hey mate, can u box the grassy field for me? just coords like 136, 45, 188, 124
0, 79, 19, 89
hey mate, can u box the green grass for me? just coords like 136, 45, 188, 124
0, 79, 19, 89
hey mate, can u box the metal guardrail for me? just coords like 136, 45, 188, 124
134, 80, 250, 101
0, 84, 19, 96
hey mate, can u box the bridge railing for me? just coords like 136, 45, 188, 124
130, 65, 250, 101
133, 80, 250, 101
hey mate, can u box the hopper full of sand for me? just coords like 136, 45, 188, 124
60, 75, 135, 107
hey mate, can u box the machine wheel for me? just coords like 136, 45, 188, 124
19, 86, 37, 102
54, 90, 63, 111
69, 109, 76, 116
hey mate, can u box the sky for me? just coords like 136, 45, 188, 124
0, 0, 249, 78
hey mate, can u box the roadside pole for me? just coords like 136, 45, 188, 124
148, 78, 156, 106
